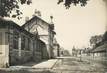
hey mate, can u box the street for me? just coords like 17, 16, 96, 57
52, 57, 107, 73
0, 57, 107, 73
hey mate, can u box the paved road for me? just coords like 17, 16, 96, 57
0, 57, 107, 73
52, 57, 107, 73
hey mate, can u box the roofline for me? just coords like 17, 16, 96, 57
0, 19, 37, 38
22, 16, 50, 28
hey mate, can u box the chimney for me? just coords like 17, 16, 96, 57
32, 9, 41, 17
25, 17, 29, 22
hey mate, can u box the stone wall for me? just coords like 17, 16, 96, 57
9, 49, 33, 65
0, 19, 49, 67
33, 51, 42, 62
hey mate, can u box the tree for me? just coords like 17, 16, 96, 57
0, 0, 89, 19
57, 0, 89, 9
102, 31, 107, 42
90, 35, 103, 48
0, 0, 32, 19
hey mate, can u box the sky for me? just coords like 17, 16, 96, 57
10, 0, 107, 51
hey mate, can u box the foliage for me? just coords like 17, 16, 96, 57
57, 0, 89, 9
90, 35, 103, 47
102, 31, 107, 41
0, 0, 90, 19
0, 0, 32, 19
90, 31, 107, 48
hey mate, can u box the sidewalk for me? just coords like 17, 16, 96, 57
0, 59, 58, 71
32, 59, 58, 69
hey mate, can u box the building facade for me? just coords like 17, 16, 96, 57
22, 16, 56, 59
53, 38, 60, 57
0, 19, 47, 67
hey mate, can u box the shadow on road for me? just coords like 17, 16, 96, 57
0, 69, 55, 73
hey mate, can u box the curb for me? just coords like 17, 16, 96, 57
50, 59, 59, 69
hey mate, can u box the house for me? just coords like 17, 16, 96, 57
91, 42, 107, 57
0, 18, 47, 67
22, 16, 56, 59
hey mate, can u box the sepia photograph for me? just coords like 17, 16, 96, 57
0, 0, 107, 73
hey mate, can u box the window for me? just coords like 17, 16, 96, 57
27, 38, 31, 51
25, 37, 30, 51
36, 40, 41, 52
13, 30, 19, 49
21, 35, 25, 50
8, 32, 14, 50
28, 38, 31, 50
13, 36, 18, 49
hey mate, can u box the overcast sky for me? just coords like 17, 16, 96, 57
11, 0, 107, 51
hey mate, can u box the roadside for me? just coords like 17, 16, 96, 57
32, 59, 58, 69
0, 59, 59, 73
77, 56, 107, 72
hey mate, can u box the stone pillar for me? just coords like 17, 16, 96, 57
48, 24, 54, 59
46, 44, 51, 59
18, 35, 21, 57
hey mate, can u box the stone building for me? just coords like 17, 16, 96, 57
53, 38, 60, 57
22, 16, 56, 59
0, 18, 47, 67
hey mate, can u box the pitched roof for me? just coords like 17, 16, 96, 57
21, 16, 50, 28
0, 18, 35, 37
92, 43, 107, 53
